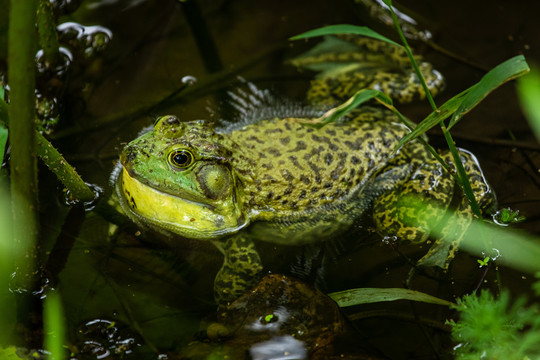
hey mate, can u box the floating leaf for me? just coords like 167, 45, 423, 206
448, 55, 530, 129
290, 24, 402, 48
329, 287, 453, 308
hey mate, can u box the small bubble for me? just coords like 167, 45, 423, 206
181, 75, 197, 85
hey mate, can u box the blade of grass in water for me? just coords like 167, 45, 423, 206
290, 24, 402, 48
329, 287, 453, 308
449, 55, 530, 129
0, 123, 7, 165
0, 184, 15, 344
304, 89, 392, 128
44, 291, 66, 360
409, 197, 540, 274
395, 86, 475, 149
516, 65, 540, 141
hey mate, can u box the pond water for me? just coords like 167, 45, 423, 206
6, 0, 540, 359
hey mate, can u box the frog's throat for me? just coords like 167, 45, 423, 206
119, 167, 248, 239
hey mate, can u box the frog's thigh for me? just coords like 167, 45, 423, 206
214, 234, 263, 307
373, 160, 454, 244
417, 196, 472, 268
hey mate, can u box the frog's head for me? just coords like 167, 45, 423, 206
117, 115, 248, 240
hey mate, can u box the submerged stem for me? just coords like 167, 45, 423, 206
36, 132, 96, 202
8, 0, 39, 278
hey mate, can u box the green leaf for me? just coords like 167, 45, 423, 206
306, 89, 392, 128
517, 65, 540, 142
395, 86, 474, 149
448, 55, 530, 129
329, 287, 453, 307
290, 24, 402, 48
0, 123, 7, 165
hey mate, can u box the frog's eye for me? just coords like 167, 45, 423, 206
168, 149, 194, 169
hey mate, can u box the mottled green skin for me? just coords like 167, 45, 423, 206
117, 37, 495, 307
291, 35, 445, 105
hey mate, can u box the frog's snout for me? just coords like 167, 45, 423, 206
120, 145, 138, 166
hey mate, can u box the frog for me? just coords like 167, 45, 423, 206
114, 36, 495, 307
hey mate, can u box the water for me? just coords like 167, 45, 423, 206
8, 0, 540, 358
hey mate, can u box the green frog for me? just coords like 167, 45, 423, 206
114, 36, 495, 307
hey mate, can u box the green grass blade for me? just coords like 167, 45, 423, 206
442, 128, 482, 216
329, 287, 453, 308
0, 123, 7, 165
44, 291, 66, 360
0, 91, 7, 125
460, 221, 540, 274
398, 195, 540, 274
307, 89, 392, 128
448, 55, 530, 129
516, 65, 540, 141
290, 24, 402, 48
0, 184, 15, 345
395, 86, 474, 149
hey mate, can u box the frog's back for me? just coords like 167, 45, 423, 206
223, 108, 411, 224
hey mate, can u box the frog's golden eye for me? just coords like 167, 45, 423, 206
168, 149, 194, 169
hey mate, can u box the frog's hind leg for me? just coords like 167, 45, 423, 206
374, 148, 496, 274
372, 158, 455, 249
417, 149, 498, 268
213, 234, 263, 308
415, 195, 472, 269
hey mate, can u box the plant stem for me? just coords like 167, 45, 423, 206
8, 0, 42, 347
385, 2, 438, 111
179, 0, 223, 73
441, 124, 482, 217
37, 0, 60, 66
8, 0, 39, 281
383, 0, 482, 218
36, 131, 96, 202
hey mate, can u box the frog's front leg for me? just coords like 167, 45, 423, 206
213, 234, 263, 307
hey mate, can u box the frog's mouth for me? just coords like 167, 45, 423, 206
118, 167, 248, 240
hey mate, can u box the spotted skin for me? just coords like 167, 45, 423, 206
291, 35, 445, 105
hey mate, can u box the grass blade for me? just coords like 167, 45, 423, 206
329, 287, 453, 308
516, 65, 540, 141
448, 55, 530, 129
0, 123, 7, 165
44, 291, 66, 360
304, 89, 392, 128
290, 24, 402, 48
395, 86, 474, 149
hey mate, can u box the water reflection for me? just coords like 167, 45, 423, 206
249, 335, 307, 360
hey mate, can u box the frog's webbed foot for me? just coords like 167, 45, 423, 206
214, 234, 263, 308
